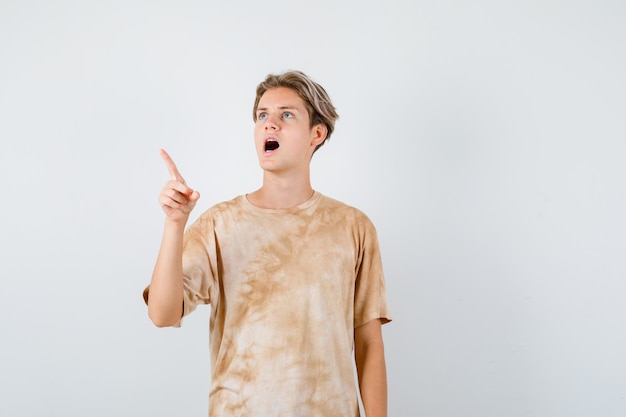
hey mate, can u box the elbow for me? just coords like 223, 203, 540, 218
147, 307, 180, 328
150, 317, 175, 328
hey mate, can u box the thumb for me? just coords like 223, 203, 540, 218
189, 190, 200, 202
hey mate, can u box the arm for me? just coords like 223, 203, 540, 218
147, 149, 200, 327
354, 318, 388, 417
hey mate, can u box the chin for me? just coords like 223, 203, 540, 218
258, 159, 277, 171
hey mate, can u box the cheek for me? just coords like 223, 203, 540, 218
253, 125, 264, 141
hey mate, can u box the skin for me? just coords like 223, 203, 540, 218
248, 86, 327, 208
355, 319, 388, 417
147, 148, 197, 327
148, 86, 387, 417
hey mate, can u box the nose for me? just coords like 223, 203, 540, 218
264, 114, 280, 130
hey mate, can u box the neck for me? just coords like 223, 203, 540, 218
248, 170, 314, 209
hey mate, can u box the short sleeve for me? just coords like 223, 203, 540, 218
180, 214, 219, 321
353, 215, 392, 328
142, 213, 219, 327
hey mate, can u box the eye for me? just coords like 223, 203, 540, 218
258, 113, 268, 120
282, 112, 293, 119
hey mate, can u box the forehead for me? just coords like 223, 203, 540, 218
258, 87, 306, 110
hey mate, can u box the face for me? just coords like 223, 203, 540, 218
254, 87, 326, 174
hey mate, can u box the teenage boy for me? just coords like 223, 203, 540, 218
144, 70, 391, 417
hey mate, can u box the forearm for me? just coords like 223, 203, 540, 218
355, 327, 388, 417
147, 219, 187, 327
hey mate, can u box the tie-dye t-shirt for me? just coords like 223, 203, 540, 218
151, 191, 391, 416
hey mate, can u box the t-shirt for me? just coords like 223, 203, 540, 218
146, 191, 391, 417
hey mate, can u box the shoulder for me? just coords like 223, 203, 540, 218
317, 193, 377, 228
190, 195, 245, 226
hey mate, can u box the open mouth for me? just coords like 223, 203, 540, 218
264, 139, 279, 152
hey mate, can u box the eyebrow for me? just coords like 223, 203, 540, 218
256, 106, 301, 113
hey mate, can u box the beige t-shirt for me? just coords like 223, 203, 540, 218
148, 191, 391, 416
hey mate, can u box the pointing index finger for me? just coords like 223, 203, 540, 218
159, 148, 185, 183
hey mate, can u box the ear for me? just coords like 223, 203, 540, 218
310, 124, 327, 147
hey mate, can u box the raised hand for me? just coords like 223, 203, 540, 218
158, 149, 200, 222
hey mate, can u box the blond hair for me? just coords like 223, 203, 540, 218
253, 70, 339, 153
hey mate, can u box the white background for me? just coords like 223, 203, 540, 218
1, 1, 625, 416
